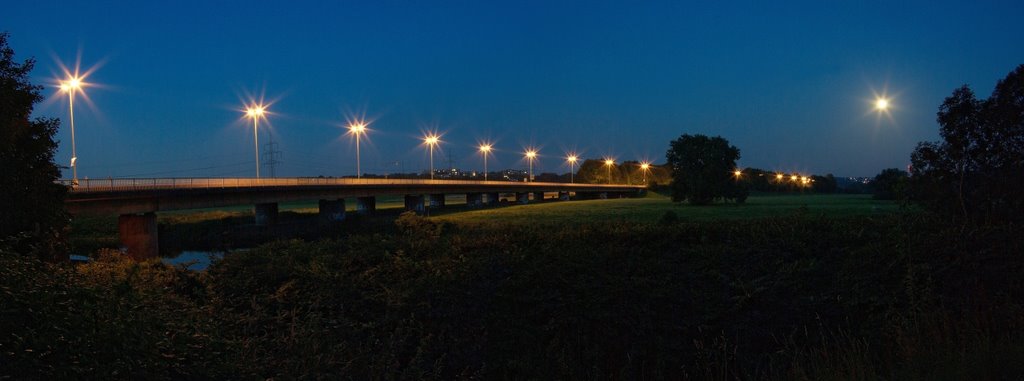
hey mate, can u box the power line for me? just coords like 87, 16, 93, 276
262, 136, 283, 178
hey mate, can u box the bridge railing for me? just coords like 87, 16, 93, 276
58, 177, 645, 193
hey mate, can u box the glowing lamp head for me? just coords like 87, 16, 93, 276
641, 163, 650, 170
604, 159, 614, 166
791, 175, 799, 181
349, 123, 367, 133
60, 77, 82, 92
423, 135, 440, 146
734, 170, 742, 177
525, 150, 537, 159
479, 144, 492, 153
776, 173, 784, 180
246, 106, 265, 118
875, 98, 890, 111
567, 155, 578, 163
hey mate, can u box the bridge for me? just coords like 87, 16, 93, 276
64, 177, 646, 259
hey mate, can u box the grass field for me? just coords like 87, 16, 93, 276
434, 193, 899, 225
68, 193, 899, 255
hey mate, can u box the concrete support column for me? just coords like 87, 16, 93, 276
487, 192, 501, 205
118, 212, 159, 260
429, 194, 446, 208
404, 195, 425, 213
255, 202, 279, 226
356, 196, 376, 214
533, 192, 545, 202
516, 192, 530, 204
466, 193, 483, 208
599, 192, 608, 199
318, 199, 346, 223
558, 191, 571, 201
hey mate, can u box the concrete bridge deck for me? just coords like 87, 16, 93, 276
62, 178, 646, 260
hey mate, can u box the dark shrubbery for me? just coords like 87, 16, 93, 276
5, 213, 1022, 379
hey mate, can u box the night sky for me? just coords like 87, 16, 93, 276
5, 1, 1024, 178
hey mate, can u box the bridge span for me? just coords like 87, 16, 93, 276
63, 178, 646, 260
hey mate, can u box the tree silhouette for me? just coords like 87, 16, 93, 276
910, 64, 1024, 223
665, 134, 746, 205
0, 32, 68, 259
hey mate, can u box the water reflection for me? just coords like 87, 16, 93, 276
162, 251, 224, 271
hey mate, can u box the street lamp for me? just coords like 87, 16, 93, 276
525, 149, 538, 182
640, 162, 651, 184
875, 97, 890, 111
479, 143, 492, 181
60, 76, 83, 183
423, 134, 440, 180
244, 105, 267, 178
348, 122, 367, 178
566, 154, 578, 183
604, 158, 615, 184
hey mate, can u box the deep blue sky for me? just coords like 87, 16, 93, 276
5, 1, 1024, 178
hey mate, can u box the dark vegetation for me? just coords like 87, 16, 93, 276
0, 33, 67, 261
666, 134, 749, 204
4, 212, 1023, 379
910, 64, 1024, 224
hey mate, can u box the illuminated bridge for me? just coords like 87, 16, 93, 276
63, 177, 646, 259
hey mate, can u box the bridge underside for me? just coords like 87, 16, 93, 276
64, 181, 645, 260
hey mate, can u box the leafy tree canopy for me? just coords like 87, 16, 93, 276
0, 32, 68, 259
665, 134, 747, 205
910, 64, 1024, 223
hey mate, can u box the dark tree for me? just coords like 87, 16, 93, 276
910, 64, 1024, 223
871, 168, 908, 200
0, 33, 68, 259
665, 134, 746, 205
811, 174, 838, 194
575, 158, 622, 184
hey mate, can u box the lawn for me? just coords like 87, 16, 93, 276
433, 193, 900, 225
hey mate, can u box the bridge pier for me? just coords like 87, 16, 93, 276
118, 212, 159, 260
429, 194, 446, 208
466, 192, 483, 208
516, 192, 530, 204
356, 196, 376, 214
533, 192, 545, 202
599, 192, 608, 199
404, 195, 425, 213
254, 202, 279, 226
559, 191, 571, 201
318, 199, 346, 223
487, 192, 500, 206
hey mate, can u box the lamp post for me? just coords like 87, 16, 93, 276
604, 159, 615, 184
348, 122, 367, 178
423, 134, 440, 180
479, 144, 492, 181
245, 105, 266, 179
60, 77, 83, 183
640, 162, 651, 184
525, 149, 538, 182
567, 155, 578, 183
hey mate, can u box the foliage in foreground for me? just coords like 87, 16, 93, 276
3, 212, 1023, 379
0, 32, 68, 260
